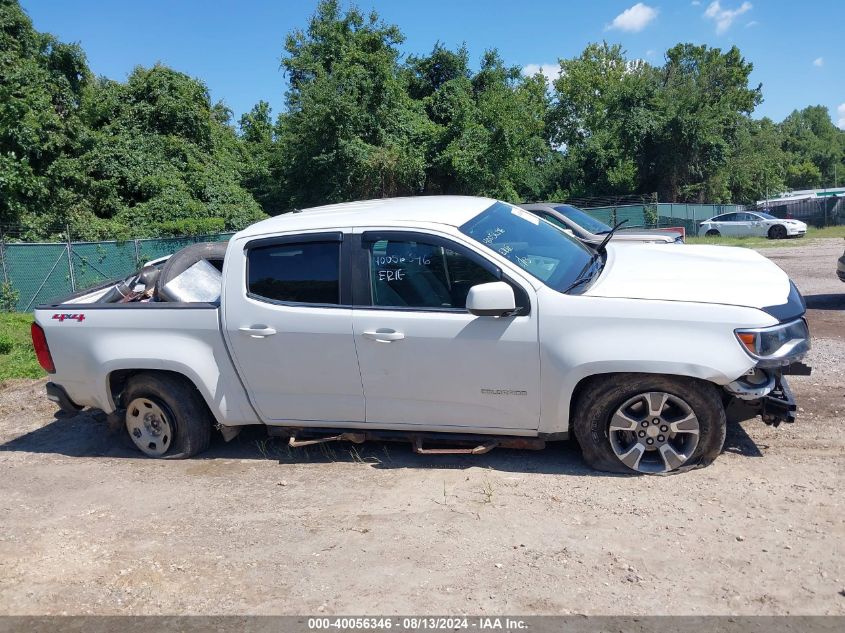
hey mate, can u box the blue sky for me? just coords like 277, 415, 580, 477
20, 0, 845, 128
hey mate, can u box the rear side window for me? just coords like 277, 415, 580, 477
247, 242, 340, 305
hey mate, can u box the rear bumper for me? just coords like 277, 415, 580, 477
45, 382, 83, 415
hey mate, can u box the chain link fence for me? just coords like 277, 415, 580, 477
0, 228, 233, 312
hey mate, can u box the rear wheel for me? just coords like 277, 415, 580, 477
768, 225, 787, 239
123, 373, 211, 458
573, 374, 726, 474
705, 229, 720, 237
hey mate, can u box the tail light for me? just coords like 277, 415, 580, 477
31, 323, 56, 373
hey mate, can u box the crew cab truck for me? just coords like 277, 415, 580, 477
32, 196, 811, 474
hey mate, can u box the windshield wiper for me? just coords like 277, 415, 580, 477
562, 257, 603, 294
595, 218, 629, 253
562, 221, 626, 294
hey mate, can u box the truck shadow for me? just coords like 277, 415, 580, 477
0, 409, 765, 474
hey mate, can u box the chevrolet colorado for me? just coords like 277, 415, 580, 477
32, 196, 811, 473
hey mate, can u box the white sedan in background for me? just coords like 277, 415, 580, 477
699, 212, 807, 239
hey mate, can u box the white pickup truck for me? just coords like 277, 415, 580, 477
32, 196, 811, 474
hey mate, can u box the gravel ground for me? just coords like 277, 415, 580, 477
0, 238, 843, 616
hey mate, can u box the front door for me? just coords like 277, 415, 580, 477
223, 232, 365, 423
351, 231, 541, 432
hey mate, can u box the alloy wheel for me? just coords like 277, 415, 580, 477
607, 391, 700, 473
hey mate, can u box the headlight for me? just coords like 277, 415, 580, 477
735, 319, 810, 367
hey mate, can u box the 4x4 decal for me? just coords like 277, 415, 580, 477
52, 313, 85, 323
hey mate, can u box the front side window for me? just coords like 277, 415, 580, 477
460, 202, 593, 293
367, 238, 497, 309
247, 241, 340, 305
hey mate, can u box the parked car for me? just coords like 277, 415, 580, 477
838, 241, 845, 282
699, 211, 807, 239
520, 203, 684, 245
33, 196, 810, 474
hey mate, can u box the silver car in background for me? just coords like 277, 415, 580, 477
699, 211, 807, 239
520, 203, 683, 245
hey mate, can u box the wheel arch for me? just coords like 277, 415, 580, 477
556, 365, 737, 436
106, 367, 222, 425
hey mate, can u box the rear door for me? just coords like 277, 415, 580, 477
350, 230, 541, 432
222, 231, 364, 423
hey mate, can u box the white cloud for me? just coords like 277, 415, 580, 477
813, 57, 824, 67
837, 103, 845, 130
522, 63, 561, 86
703, 1, 753, 34
745, 20, 758, 27
691, 1, 701, 5
606, 3, 659, 33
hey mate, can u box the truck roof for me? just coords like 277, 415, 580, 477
236, 195, 498, 239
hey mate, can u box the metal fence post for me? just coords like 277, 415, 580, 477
66, 224, 76, 292
0, 227, 8, 286
134, 239, 141, 267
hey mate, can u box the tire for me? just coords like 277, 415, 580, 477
705, 229, 720, 237
573, 374, 726, 475
155, 241, 227, 301
768, 225, 787, 240
123, 372, 211, 459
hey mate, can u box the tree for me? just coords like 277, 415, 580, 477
549, 42, 657, 198
273, 0, 429, 208
718, 117, 787, 204
640, 44, 762, 202
780, 106, 845, 189
0, 0, 90, 231
239, 101, 284, 215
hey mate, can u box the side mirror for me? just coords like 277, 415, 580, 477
466, 282, 516, 317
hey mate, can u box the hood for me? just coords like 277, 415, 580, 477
614, 228, 681, 242
586, 243, 791, 309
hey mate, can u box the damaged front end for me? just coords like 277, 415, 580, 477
725, 312, 812, 427
724, 363, 810, 427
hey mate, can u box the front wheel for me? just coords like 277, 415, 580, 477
768, 225, 787, 240
573, 375, 726, 474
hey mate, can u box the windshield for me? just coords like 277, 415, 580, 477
756, 212, 777, 220
460, 201, 594, 292
554, 205, 612, 234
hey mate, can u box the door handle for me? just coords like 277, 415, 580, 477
363, 329, 405, 343
239, 326, 277, 338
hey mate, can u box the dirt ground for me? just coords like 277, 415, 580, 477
0, 239, 843, 616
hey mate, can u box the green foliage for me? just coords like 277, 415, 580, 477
0, 0, 265, 239
0, 333, 11, 354
158, 217, 226, 237
1, 0, 844, 239
0, 312, 42, 381
0, 280, 19, 312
